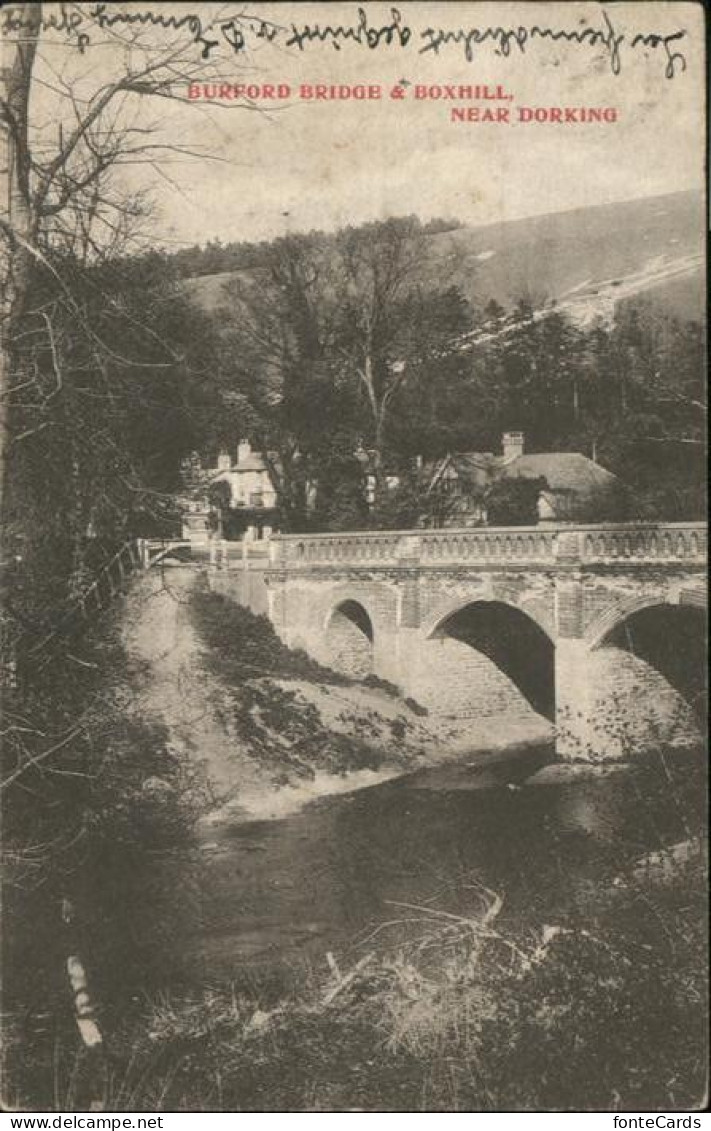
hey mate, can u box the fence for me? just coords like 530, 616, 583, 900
3, 541, 143, 688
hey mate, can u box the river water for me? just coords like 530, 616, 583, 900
77, 741, 703, 1013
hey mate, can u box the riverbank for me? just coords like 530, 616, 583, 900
123, 567, 552, 822
107, 815, 707, 1112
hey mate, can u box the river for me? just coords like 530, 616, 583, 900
79, 740, 703, 1016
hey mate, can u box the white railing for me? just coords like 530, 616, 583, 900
141, 523, 707, 574
140, 538, 272, 571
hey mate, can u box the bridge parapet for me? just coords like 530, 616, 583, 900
268, 522, 707, 569
270, 531, 402, 566
579, 523, 706, 564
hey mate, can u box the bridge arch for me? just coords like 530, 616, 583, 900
323, 598, 375, 679
584, 587, 707, 650
420, 593, 554, 644
582, 596, 707, 754
596, 600, 706, 719
415, 598, 555, 723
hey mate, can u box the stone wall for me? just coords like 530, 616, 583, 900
585, 646, 701, 758
208, 567, 269, 616
323, 603, 374, 678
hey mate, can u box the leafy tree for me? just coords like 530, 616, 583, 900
333, 218, 473, 497
215, 233, 346, 531
216, 220, 474, 528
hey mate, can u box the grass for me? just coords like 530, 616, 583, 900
188, 583, 422, 780
189, 582, 351, 687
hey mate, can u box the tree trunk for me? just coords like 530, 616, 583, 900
0, 3, 41, 516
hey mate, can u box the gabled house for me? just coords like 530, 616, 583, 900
426, 431, 625, 526
180, 440, 279, 542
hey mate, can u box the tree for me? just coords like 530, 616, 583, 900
215, 220, 475, 528
1, 3, 253, 515
577, 303, 706, 519
216, 232, 348, 531
207, 478, 231, 537
333, 217, 473, 497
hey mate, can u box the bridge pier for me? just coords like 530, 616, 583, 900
555, 637, 595, 760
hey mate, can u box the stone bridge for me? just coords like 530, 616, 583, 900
261, 523, 707, 760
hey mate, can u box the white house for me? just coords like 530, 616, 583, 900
181, 440, 279, 542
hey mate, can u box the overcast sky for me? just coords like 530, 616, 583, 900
30, 1, 706, 247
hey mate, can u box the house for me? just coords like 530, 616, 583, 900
180, 440, 279, 542
426, 431, 625, 526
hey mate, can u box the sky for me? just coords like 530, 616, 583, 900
27, 1, 707, 248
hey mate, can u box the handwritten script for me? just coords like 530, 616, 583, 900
1, 4, 689, 79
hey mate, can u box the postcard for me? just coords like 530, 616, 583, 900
1, 1, 707, 1115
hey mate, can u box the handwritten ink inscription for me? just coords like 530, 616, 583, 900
0, 4, 689, 80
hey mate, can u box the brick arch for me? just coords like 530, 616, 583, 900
420, 592, 555, 642
318, 581, 395, 637
581, 590, 707, 747
414, 594, 555, 721
584, 587, 707, 649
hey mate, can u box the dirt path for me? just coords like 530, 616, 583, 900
122, 567, 271, 806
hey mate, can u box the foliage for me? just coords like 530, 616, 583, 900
2, 252, 220, 641
186, 584, 424, 783
189, 225, 704, 529
208, 220, 474, 528
485, 476, 546, 526
189, 584, 349, 686
1, 599, 208, 864
309, 435, 370, 532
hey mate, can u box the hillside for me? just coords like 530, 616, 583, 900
185, 189, 704, 328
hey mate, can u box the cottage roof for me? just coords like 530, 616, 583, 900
209, 451, 280, 477
505, 452, 618, 494
428, 449, 618, 497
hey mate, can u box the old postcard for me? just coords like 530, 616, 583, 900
1, 0, 707, 1116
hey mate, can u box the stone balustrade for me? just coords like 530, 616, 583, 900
268, 522, 707, 569
580, 524, 706, 563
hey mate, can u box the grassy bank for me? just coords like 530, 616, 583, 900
187, 582, 433, 782
103, 830, 707, 1112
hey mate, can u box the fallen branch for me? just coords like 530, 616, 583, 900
322, 952, 374, 1006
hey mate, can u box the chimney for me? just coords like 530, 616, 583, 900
216, 449, 232, 471
502, 431, 524, 460
237, 439, 252, 463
